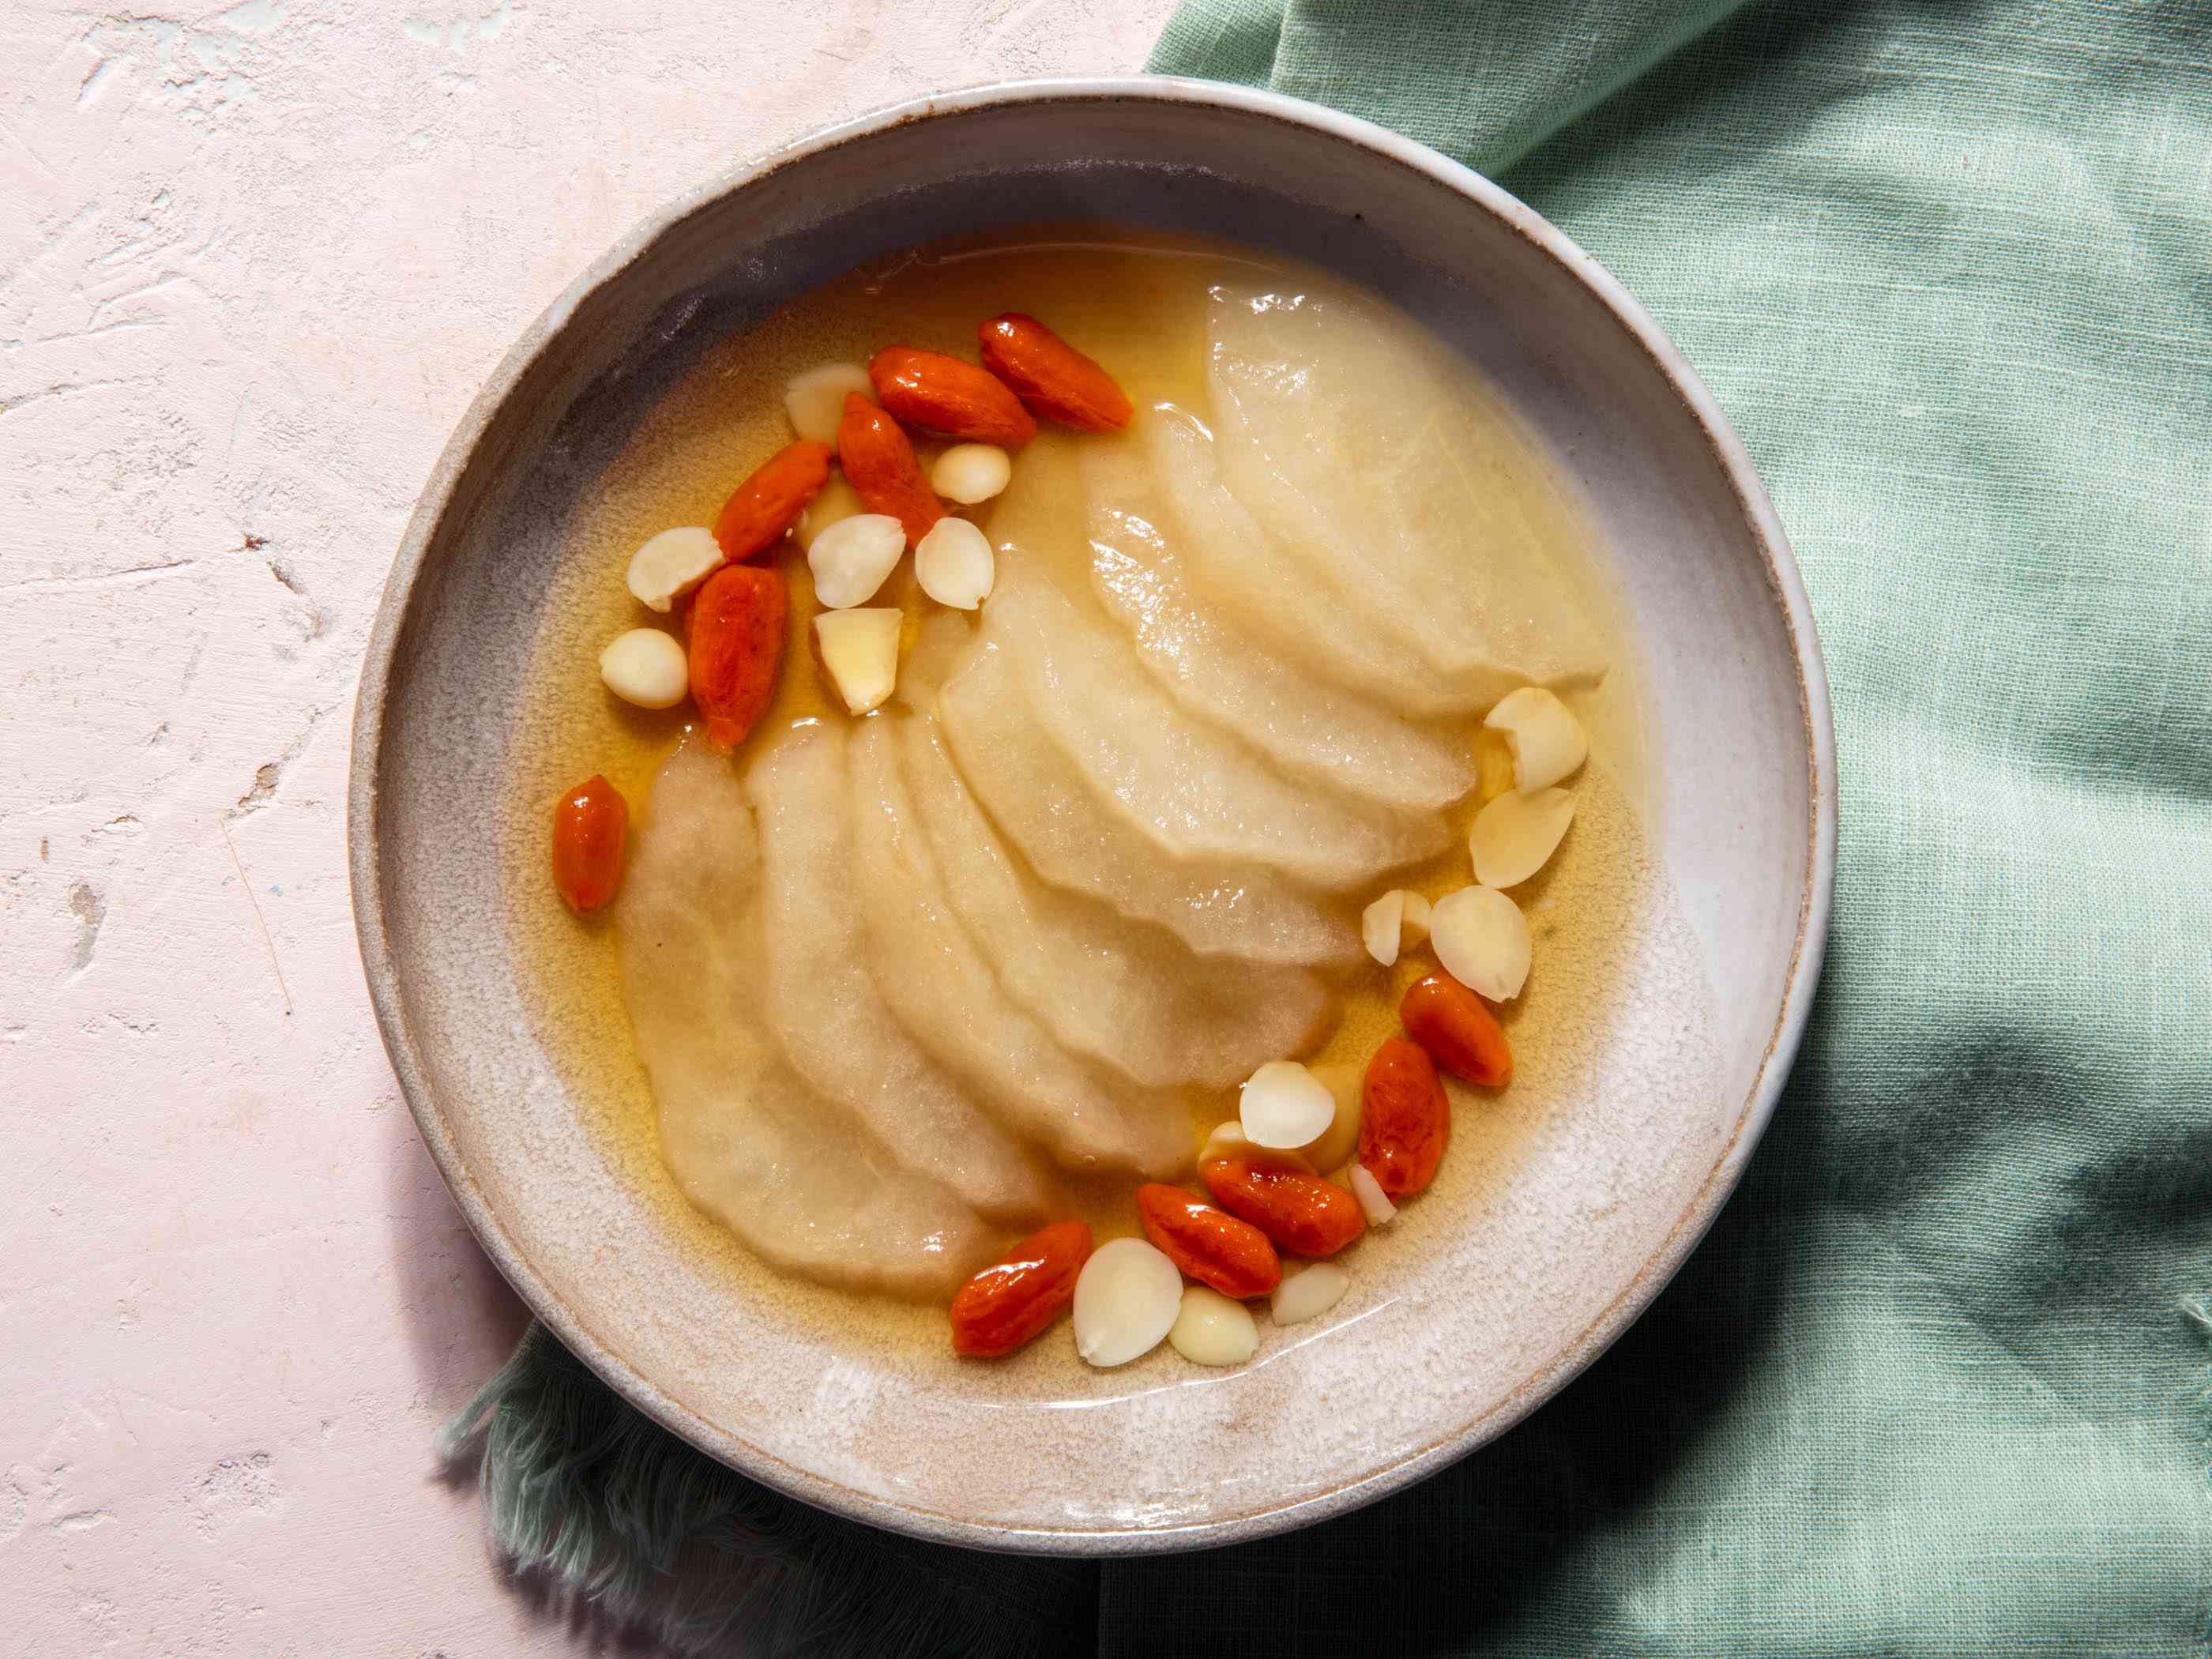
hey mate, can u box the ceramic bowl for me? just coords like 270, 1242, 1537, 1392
350, 77, 1836, 1554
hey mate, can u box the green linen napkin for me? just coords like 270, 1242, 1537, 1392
438, 5, 2212, 1653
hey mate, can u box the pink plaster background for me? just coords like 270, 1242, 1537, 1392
0, 2, 1176, 1650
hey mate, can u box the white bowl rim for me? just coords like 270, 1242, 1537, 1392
349, 73, 1839, 1556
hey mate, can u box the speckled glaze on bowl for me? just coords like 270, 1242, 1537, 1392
349, 78, 1836, 1555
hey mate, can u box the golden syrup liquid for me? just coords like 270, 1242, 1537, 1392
499, 224, 1657, 1306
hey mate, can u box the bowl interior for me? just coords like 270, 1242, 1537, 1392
359, 86, 1823, 1552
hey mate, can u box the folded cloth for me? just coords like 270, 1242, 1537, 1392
440, 6, 2212, 1654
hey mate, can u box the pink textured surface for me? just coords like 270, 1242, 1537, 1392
0, 2, 1174, 1652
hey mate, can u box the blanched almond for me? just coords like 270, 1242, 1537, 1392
931, 442, 1012, 505
1300, 1062, 1363, 1172
812, 608, 901, 715
795, 475, 867, 552
1484, 687, 1588, 792
1361, 888, 1431, 965
784, 363, 873, 445
626, 526, 723, 614
597, 627, 688, 709
1429, 886, 1532, 1002
1469, 786, 1576, 888
1269, 1260, 1349, 1326
1071, 1236, 1182, 1367
1363, 890, 1405, 966
1240, 1059, 1336, 1149
913, 517, 995, 609
1168, 1285, 1259, 1367
1349, 1164, 1398, 1226
1198, 1120, 1314, 1175
807, 513, 905, 608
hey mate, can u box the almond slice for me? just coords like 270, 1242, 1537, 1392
1362, 890, 1405, 966
1240, 1059, 1336, 1149
807, 513, 905, 608
1429, 885, 1532, 1001
1484, 687, 1588, 792
596, 628, 688, 709
1348, 1164, 1398, 1227
784, 363, 873, 446
1168, 1285, 1260, 1367
1469, 786, 1577, 888
1360, 888, 1432, 966
1269, 1260, 1349, 1326
913, 517, 995, 610
1072, 1236, 1182, 1367
812, 608, 901, 715
930, 442, 1013, 505
625, 525, 724, 614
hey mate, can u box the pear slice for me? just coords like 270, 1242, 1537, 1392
1206, 279, 1608, 701
979, 564, 1446, 887
615, 740, 993, 1297
937, 635, 1360, 966
846, 717, 1187, 1178
899, 714, 1327, 1088
745, 723, 1051, 1221
1116, 410, 1467, 715
1085, 503, 1475, 813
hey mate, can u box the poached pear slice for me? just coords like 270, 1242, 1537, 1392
899, 713, 1330, 1087
616, 740, 994, 1297
846, 717, 1188, 1179
747, 722, 1051, 1222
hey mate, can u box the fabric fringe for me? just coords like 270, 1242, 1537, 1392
437, 1322, 1083, 1658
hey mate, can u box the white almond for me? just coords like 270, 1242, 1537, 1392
625, 526, 723, 614
808, 513, 905, 608
784, 363, 872, 445
931, 443, 1012, 505
596, 628, 688, 709
1361, 890, 1405, 966
1429, 885, 1532, 1001
913, 517, 995, 610
1168, 1285, 1260, 1367
1300, 1062, 1363, 1172
1196, 1120, 1315, 1174
1484, 687, 1588, 792
795, 475, 867, 552
1469, 786, 1577, 888
1072, 1237, 1182, 1367
1362, 888, 1432, 966
1240, 1059, 1336, 1149
1349, 1164, 1398, 1226
1270, 1261, 1350, 1327
812, 609, 901, 716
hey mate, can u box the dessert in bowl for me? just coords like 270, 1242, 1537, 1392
352, 80, 1834, 1552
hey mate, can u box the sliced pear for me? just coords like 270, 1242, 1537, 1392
845, 718, 1186, 1177
615, 740, 992, 1297
979, 563, 1446, 887
936, 638, 1360, 965
1206, 280, 1608, 699
899, 714, 1326, 1088
1110, 411, 1468, 714
745, 723, 1050, 1221
1085, 507, 1475, 814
